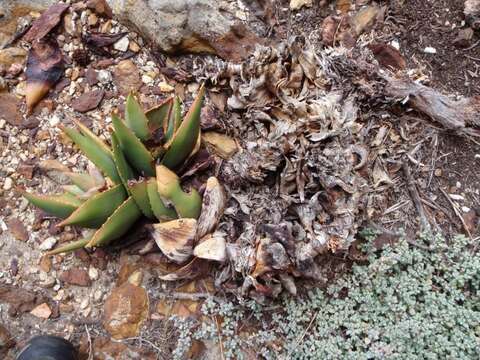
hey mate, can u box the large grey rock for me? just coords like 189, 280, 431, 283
106, 0, 262, 62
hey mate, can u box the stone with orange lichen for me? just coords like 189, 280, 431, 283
103, 270, 149, 339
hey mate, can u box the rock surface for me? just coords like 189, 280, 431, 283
103, 270, 149, 339
59, 268, 92, 287
106, 0, 261, 62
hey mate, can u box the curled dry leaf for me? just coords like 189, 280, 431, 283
193, 231, 227, 262
83, 31, 128, 55
196, 177, 226, 239
158, 257, 208, 281
252, 237, 290, 278
23, 3, 70, 43
25, 39, 64, 112
372, 159, 393, 188
290, 0, 313, 10
152, 219, 196, 264
202, 132, 238, 159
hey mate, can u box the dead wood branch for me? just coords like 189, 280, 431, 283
385, 78, 480, 137
402, 161, 431, 232
439, 187, 473, 238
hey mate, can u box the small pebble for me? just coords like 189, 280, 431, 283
129, 41, 140, 52
448, 194, 465, 201
113, 36, 129, 52
141, 74, 154, 84
80, 297, 89, 309
158, 82, 174, 92
97, 70, 112, 83
49, 114, 60, 126
3, 177, 13, 190
461, 206, 471, 213
423, 47, 437, 54
39, 237, 57, 251
88, 266, 99, 280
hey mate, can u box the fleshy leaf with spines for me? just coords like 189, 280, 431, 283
86, 197, 142, 248
129, 180, 155, 219
125, 93, 151, 141
57, 184, 127, 228
162, 85, 205, 169
22, 192, 80, 218
112, 114, 155, 176
24, 83, 220, 259
146, 178, 177, 221
62, 125, 121, 184
145, 97, 173, 132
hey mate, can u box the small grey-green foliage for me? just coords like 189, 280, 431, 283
172, 235, 480, 359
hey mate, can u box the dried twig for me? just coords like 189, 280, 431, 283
402, 161, 431, 232
286, 310, 319, 359
157, 292, 222, 302
85, 325, 93, 360
115, 337, 164, 356
438, 187, 472, 238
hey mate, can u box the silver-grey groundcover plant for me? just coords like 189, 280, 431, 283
172, 233, 480, 359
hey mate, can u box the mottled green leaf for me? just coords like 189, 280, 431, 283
58, 184, 127, 228
164, 96, 182, 143
86, 197, 142, 248
125, 93, 151, 141
156, 165, 202, 219
146, 178, 177, 221
46, 237, 91, 255
129, 180, 155, 219
64, 172, 100, 191
146, 97, 173, 132
112, 114, 155, 176
23, 192, 79, 218
111, 131, 135, 188
62, 126, 121, 184
162, 85, 205, 169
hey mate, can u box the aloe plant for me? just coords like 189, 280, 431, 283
24, 86, 207, 255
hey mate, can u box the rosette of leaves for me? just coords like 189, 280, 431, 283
23, 86, 214, 261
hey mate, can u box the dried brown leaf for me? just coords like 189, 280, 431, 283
197, 177, 226, 239
25, 39, 64, 112
23, 4, 70, 43
153, 219, 196, 264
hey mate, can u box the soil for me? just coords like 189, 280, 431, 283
281, 0, 480, 238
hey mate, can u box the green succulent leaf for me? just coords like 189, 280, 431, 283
46, 237, 91, 255
86, 197, 142, 248
164, 96, 182, 143
73, 119, 112, 154
125, 93, 151, 141
58, 184, 127, 228
146, 178, 177, 221
145, 97, 173, 132
111, 132, 136, 188
58, 193, 85, 205
23, 192, 80, 218
112, 114, 155, 176
156, 165, 202, 219
129, 180, 155, 219
64, 172, 100, 191
62, 185, 85, 196
162, 85, 205, 169
62, 126, 121, 184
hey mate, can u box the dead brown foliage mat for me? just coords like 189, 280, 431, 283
190, 36, 480, 298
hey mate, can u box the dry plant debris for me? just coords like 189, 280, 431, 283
0, 0, 479, 356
